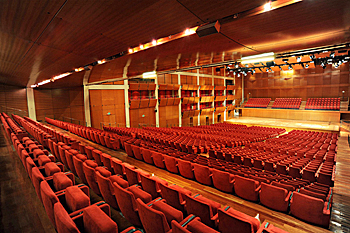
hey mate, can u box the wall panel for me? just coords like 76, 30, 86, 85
245, 63, 350, 100
0, 84, 28, 117
34, 87, 85, 124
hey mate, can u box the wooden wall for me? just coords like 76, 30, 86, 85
130, 108, 156, 128
245, 63, 350, 100
89, 90, 126, 129
34, 87, 85, 124
0, 84, 28, 116
159, 105, 179, 127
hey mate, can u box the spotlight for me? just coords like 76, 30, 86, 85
252, 69, 256, 74
237, 73, 240, 77
288, 65, 293, 70
243, 71, 247, 76
330, 52, 335, 58
140, 44, 144, 49
309, 54, 315, 59
297, 57, 301, 62
264, 1, 272, 12
321, 61, 325, 67
334, 63, 339, 68
235, 64, 239, 68
233, 72, 236, 75
245, 64, 249, 67
305, 64, 309, 68
266, 68, 269, 72
128, 48, 133, 53
152, 39, 157, 46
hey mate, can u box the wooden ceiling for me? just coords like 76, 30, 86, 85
0, 0, 349, 88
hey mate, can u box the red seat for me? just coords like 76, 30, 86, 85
159, 183, 192, 212
140, 174, 168, 199
212, 169, 234, 193
218, 206, 260, 233
82, 160, 101, 195
259, 183, 291, 212
177, 159, 194, 179
193, 163, 213, 186
290, 192, 331, 227
171, 215, 220, 233
163, 155, 179, 174
234, 175, 260, 202
184, 194, 220, 228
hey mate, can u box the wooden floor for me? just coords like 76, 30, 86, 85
1, 117, 350, 233
0, 126, 55, 233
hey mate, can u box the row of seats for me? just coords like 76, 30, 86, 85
305, 98, 340, 110
243, 97, 341, 110
121, 138, 332, 228
272, 98, 302, 109
15, 114, 289, 233
5, 114, 141, 233
245, 98, 271, 108
45, 116, 334, 228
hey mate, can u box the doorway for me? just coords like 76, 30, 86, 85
189, 117, 193, 127
217, 114, 221, 123
206, 116, 209, 125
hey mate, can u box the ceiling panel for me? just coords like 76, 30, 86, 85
0, 0, 349, 88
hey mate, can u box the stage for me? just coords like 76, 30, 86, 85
226, 116, 340, 132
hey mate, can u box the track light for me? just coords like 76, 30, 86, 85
297, 57, 301, 62
330, 52, 335, 58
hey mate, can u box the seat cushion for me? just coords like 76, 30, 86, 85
83, 205, 118, 233
75, 153, 87, 161
44, 162, 61, 176
53, 172, 73, 191
109, 175, 129, 189
38, 155, 52, 166
95, 167, 111, 178
152, 200, 183, 225
127, 185, 152, 204
33, 149, 45, 158
65, 186, 90, 212
85, 160, 98, 168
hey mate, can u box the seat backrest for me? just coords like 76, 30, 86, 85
73, 154, 88, 184
112, 182, 142, 226
184, 194, 214, 228
95, 171, 118, 209
136, 198, 170, 233
82, 160, 100, 195
40, 181, 60, 227
111, 158, 125, 176
177, 159, 194, 179
54, 202, 80, 233
218, 206, 260, 233
83, 205, 118, 233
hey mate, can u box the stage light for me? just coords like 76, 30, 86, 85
305, 64, 309, 68
330, 52, 335, 58
297, 56, 301, 62
241, 52, 275, 64
264, 1, 272, 12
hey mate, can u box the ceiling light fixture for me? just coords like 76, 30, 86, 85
142, 71, 157, 79
241, 52, 275, 64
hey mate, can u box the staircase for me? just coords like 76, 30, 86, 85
299, 101, 306, 110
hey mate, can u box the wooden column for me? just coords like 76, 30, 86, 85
26, 88, 37, 121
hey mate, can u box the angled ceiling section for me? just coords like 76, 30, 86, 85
0, 0, 349, 88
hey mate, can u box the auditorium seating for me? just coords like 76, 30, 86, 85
8, 114, 337, 229
305, 98, 340, 110
272, 98, 302, 109
244, 98, 271, 108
